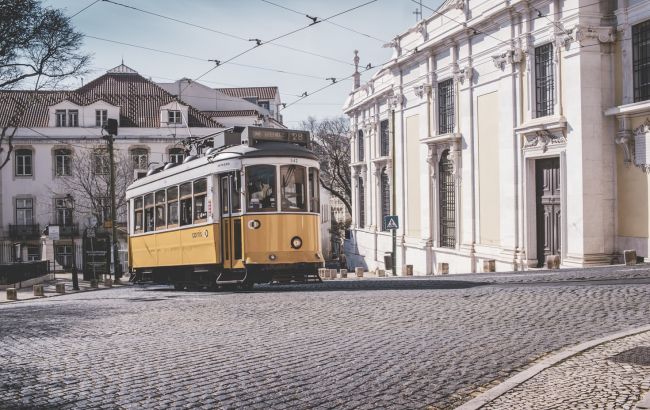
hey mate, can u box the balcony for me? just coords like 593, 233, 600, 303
9, 224, 40, 240
59, 223, 79, 237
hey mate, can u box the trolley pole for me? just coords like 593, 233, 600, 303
103, 119, 121, 282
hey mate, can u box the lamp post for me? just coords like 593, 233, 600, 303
65, 194, 79, 290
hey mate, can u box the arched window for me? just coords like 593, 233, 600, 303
380, 167, 390, 230
130, 148, 148, 170
357, 129, 364, 161
439, 149, 455, 248
15, 149, 32, 176
358, 177, 365, 229
380, 120, 389, 157
168, 148, 185, 164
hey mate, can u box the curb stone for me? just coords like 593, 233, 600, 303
456, 324, 650, 410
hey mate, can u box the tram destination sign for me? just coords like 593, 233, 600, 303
245, 127, 310, 147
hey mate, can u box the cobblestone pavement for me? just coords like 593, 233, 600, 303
2, 265, 650, 409
482, 330, 650, 409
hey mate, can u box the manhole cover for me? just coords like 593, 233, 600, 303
609, 346, 650, 366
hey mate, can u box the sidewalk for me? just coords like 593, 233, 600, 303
0, 272, 127, 303
458, 325, 650, 409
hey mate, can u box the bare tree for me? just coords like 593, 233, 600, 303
54, 147, 134, 226
0, 0, 91, 170
302, 116, 351, 214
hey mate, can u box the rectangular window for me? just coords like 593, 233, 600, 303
134, 197, 143, 233
27, 246, 40, 261
55, 245, 72, 269
144, 194, 154, 232
167, 187, 179, 227
15, 149, 32, 176
535, 43, 554, 117
246, 165, 277, 212
168, 148, 185, 164
380, 169, 390, 230
633, 20, 650, 102
193, 178, 208, 223
55, 149, 72, 176
96, 109, 108, 127
68, 110, 79, 127
93, 150, 109, 175
55, 110, 66, 127
168, 110, 182, 124
358, 177, 365, 229
280, 165, 307, 212
155, 190, 166, 230
309, 168, 320, 213
55, 198, 72, 226
16, 198, 33, 225
131, 149, 148, 170
380, 120, 389, 157
231, 173, 241, 213
438, 79, 455, 134
358, 130, 364, 161
179, 182, 193, 226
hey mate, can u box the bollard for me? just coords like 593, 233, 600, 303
90, 279, 98, 288
404, 265, 413, 276
104, 278, 113, 288
437, 263, 449, 275
355, 267, 364, 278
55, 283, 66, 294
624, 250, 637, 266
339, 269, 347, 279
377, 269, 385, 277
33, 285, 44, 297
329, 269, 338, 280
6, 288, 17, 301
546, 255, 560, 270
318, 268, 326, 279
483, 259, 496, 273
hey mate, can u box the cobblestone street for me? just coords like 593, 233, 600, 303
3, 265, 650, 409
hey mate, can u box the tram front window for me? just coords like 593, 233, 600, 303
134, 197, 143, 233
246, 165, 276, 212
280, 165, 307, 212
144, 193, 154, 232
193, 178, 207, 223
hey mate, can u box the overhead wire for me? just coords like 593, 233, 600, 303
68, 0, 101, 19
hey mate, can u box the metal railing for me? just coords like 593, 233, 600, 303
8, 224, 40, 240
0, 260, 49, 286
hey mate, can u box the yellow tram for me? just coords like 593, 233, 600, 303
126, 127, 323, 289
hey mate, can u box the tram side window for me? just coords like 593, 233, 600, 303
221, 176, 229, 214
193, 178, 207, 223
309, 168, 320, 213
167, 186, 179, 228
155, 190, 166, 230
134, 197, 143, 233
179, 182, 192, 226
246, 165, 276, 212
231, 172, 241, 213
144, 193, 154, 232
280, 165, 307, 212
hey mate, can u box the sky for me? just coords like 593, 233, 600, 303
42, 0, 444, 127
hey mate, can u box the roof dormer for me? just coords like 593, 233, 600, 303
160, 101, 189, 127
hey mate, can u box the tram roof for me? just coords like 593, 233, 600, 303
127, 141, 318, 192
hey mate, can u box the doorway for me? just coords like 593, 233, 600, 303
535, 157, 561, 267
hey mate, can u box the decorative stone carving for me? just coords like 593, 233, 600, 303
426, 145, 437, 179
492, 46, 524, 70
453, 65, 473, 84
413, 83, 431, 99
388, 93, 404, 109
574, 25, 615, 45
523, 130, 567, 152
492, 53, 509, 70
554, 31, 573, 51
634, 119, 650, 172
615, 129, 634, 164
440, 0, 464, 12
382, 37, 402, 59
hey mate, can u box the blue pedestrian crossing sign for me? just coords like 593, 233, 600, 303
383, 215, 399, 230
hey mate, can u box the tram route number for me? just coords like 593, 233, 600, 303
192, 229, 210, 239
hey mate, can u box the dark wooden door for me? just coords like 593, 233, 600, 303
536, 158, 561, 267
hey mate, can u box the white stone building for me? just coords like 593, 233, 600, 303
343, 0, 650, 275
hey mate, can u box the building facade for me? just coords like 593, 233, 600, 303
343, 0, 650, 275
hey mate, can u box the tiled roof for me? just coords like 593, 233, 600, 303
215, 87, 278, 100
203, 110, 260, 118
0, 68, 224, 128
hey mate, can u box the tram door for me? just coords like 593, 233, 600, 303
220, 172, 244, 270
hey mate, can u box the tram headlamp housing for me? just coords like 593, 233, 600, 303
268, 254, 277, 261
290, 236, 303, 249
248, 219, 261, 229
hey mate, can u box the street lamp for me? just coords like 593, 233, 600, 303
65, 194, 79, 291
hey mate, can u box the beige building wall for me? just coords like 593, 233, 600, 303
478, 92, 501, 246
406, 114, 421, 238
617, 119, 650, 239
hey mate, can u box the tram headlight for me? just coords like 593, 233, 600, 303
290, 236, 303, 249
268, 254, 277, 261
248, 219, 261, 229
